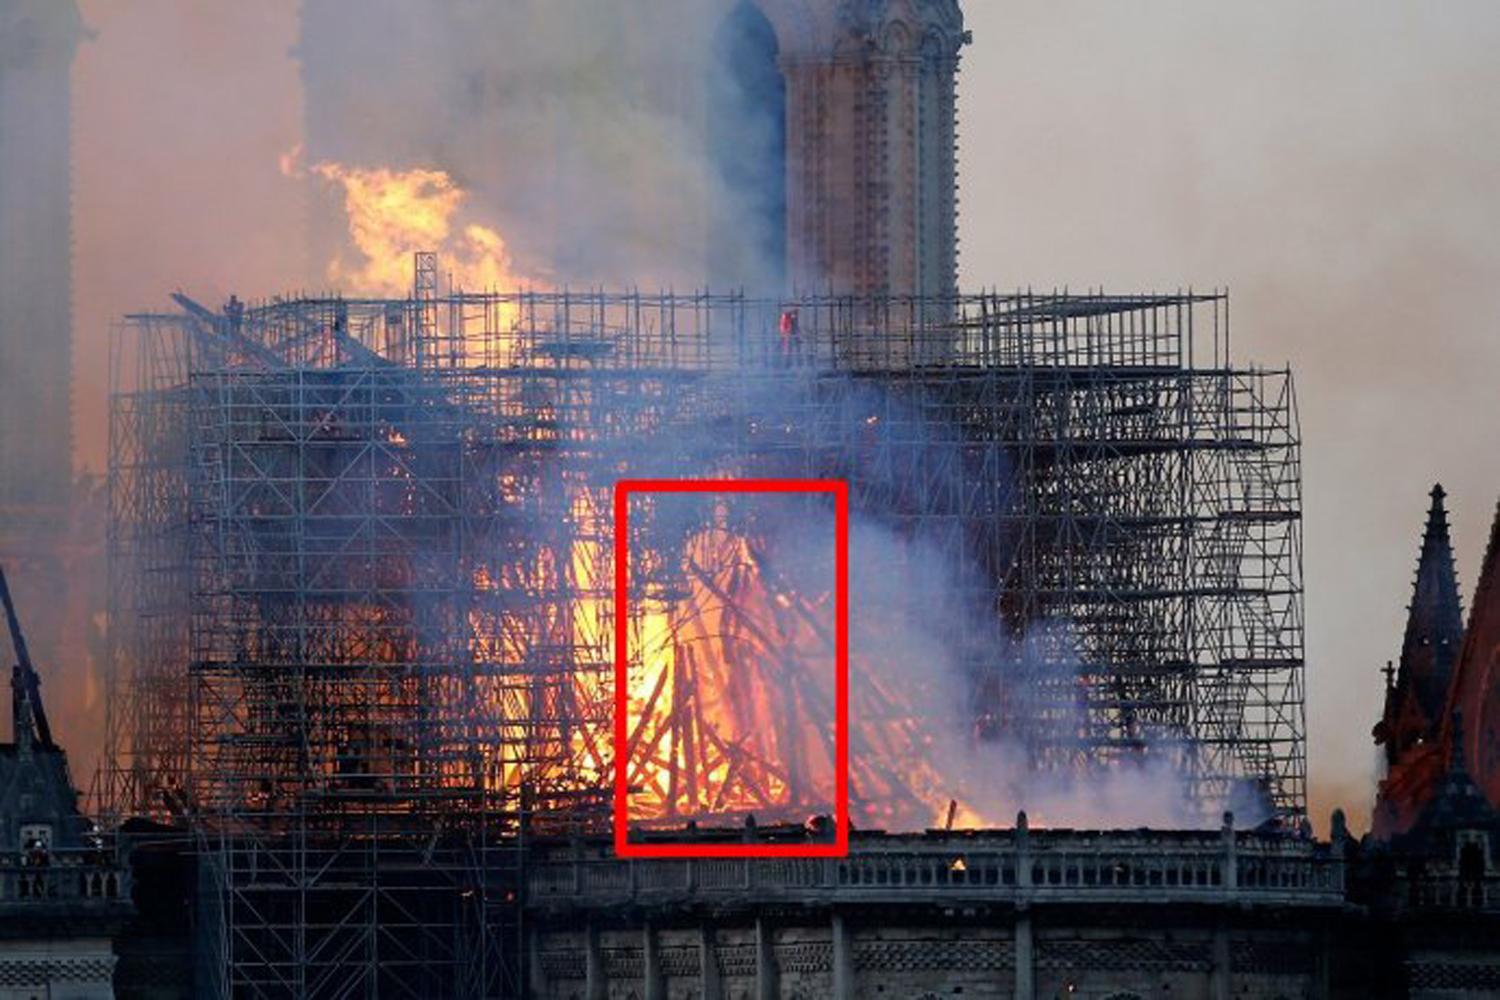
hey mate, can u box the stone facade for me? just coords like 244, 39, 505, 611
754, 0, 967, 303
0, 938, 117, 1000
525, 819, 1346, 999
1359, 488, 1500, 997
0, 571, 132, 998
89, 807, 1500, 998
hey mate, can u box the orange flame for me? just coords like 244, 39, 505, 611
618, 523, 843, 826
308, 160, 527, 298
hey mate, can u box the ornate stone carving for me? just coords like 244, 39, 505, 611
0, 956, 117, 988
832, 0, 964, 57
1038, 939, 1211, 973
538, 949, 586, 980
715, 943, 758, 978
603, 946, 643, 978
854, 939, 1014, 972
1232, 940, 1314, 974
775, 941, 833, 973
659, 945, 700, 977
1407, 961, 1500, 990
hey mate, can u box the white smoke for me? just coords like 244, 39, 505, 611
845, 513, 1218, 831
611, 361, 1229, 832
298, 0, 785, 291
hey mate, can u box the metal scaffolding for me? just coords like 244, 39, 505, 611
106, 259, 1304, 996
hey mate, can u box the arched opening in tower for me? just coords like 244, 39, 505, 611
709, 1, 787, 293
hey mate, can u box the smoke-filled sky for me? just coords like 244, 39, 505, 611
68, 1, 1500, 831
957, 1, 1500, 831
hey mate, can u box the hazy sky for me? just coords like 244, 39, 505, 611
958, 2, 1500, 829
69, 1, 1500, 831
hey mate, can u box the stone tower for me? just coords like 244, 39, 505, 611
0, 0, 82, 553
1375, 484, 1466, 767
1373, 486, 1500, 839
749, 0, 968, 299
1447, 497, 1500, 813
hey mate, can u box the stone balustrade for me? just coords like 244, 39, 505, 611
0, 849, 131, 908
527, 819, 1345, 913
1398, 872, 1500, 912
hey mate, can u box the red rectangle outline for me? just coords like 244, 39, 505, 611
613, 478, 850, 859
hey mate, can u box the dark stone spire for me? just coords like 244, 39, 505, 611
1443, 494, 1500, 811
1373, 489, 1500, 839
1376, 485, 1465, 762
1402, 486, 1465, 718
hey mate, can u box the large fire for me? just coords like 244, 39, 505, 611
390, 468, 977, 832
606, 497, 973, 833
265, 153, 991, 833
620, 524, 839, 825
298, 155, 529, 298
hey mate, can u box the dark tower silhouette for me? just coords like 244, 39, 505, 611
1373, 486, 1500, 839
0, 1, 82, 539
0, 565, 131, 992
0, 0, 84, 740
0, 0, 82, 558
1446, 497, 1500, 812
1376, 484, 1466, 765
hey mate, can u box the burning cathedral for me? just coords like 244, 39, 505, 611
0, 0, 1496, 997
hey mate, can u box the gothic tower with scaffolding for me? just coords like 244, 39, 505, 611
751, 0, 967, 298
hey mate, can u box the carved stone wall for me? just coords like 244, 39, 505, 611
0, 937, 117, 999
527, 915, 1327, 1000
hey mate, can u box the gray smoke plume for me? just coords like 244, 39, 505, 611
612, 361, 1220, 831
298, 0, 786, 291
62, 1, 1326, 831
